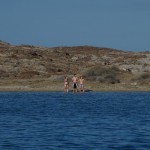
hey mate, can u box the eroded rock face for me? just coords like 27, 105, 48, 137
0, 41, 149, 84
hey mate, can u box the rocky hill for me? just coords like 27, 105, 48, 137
0, 41, 149, 91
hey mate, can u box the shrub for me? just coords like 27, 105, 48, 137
18, 70, 40, 79
95, 74, 120, 84
0, 69, 9, 78
85, 66, 119, 76
140, 73, 150, 80
84, 66, 120, 84
51, 76, 64, 82
131, 73, 150, 84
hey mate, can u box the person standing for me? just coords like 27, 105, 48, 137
79, 76, 85, 92
64, 76, 69, 93
72, 74, 78, 93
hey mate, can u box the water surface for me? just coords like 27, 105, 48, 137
0, 92, 150, 150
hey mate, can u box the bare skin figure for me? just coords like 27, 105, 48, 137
79, 76, 85, 92
72, 74, 78, 93
64, 76, 69, 93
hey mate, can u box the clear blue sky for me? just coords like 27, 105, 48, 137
0, 0, 150, 51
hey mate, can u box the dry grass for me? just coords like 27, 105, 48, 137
131, 73, 150, 84
18, 70, 40, 79
84, 65, 121, 84
0, 41, 149, 89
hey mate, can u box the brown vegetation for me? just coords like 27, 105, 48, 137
83, 66, 121, 84
0, 41, 150, 91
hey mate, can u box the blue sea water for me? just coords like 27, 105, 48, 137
0, 92, 150, 150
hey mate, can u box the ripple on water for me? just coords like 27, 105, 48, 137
0, 92, 150, 150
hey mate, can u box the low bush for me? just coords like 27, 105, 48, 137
139, 73, 150, 80
131, 73, 150, 84
0, 69, 9, 78
18, 70, 40, 79
84, 66, 120, 84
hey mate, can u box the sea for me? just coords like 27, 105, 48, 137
0, 92, 150, 150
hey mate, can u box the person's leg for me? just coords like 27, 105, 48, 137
76, 83, 78, 93
79, 84, 82, 92
82, 85, 84, 92
73, 83, 75, 93
64, 85, 66, 92
66, 85, 69, 92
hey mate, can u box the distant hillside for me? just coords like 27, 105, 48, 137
0, 41, 150, 85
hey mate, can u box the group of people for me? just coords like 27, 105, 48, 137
64, 74, 85, 93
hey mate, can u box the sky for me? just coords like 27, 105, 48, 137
0, 0, 150, 51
